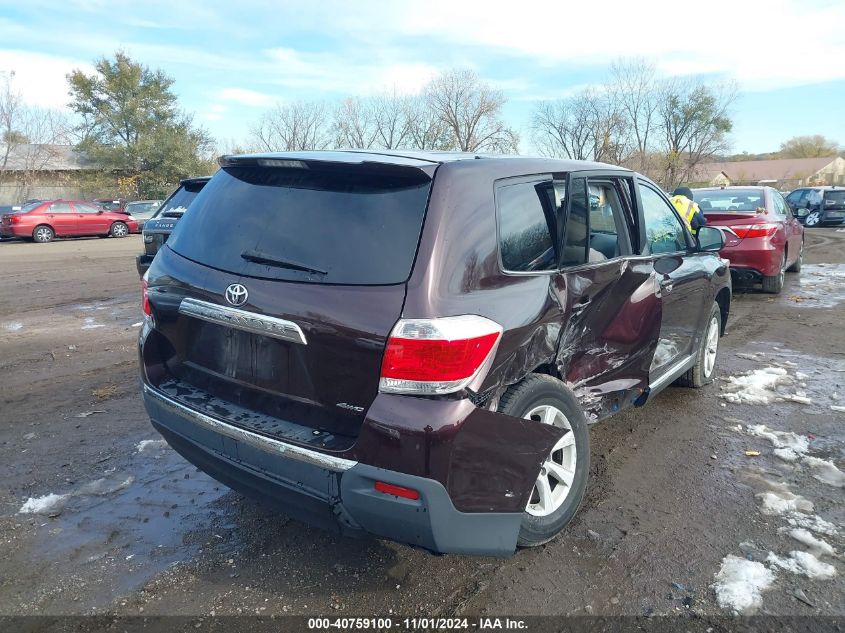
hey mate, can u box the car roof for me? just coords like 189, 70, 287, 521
219, 149, 628, 174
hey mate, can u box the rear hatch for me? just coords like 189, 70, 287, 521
823, 190, 845, 219
144, 156, 435, 444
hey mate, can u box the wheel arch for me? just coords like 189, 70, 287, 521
715, 287, 731, 335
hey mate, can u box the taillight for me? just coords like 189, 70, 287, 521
374, 481, 420, 500
731, 223, 779, 239
141, 278, 151, 316
9, 215, 20, 224
379, 315, 503, 395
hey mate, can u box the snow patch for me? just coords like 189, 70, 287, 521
4, 322, 23, 332
81, 317, 105, 330
131, 321, 143, 327
802, 456, 845, 488
17, 476, 133, 515
797, 264, 845, 308
136, 439, 168, 453
767, 551, 837, 579
788, 529, 836, 557
18, 492, 70, 515
713, 555, 775, 613
757, 491, 814, 515
720, 367, 790, 405
786, 513, 839, 536
831, 405, 845, 413
745, 424, 809, 459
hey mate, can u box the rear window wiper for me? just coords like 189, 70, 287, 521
240, 249, 328, 276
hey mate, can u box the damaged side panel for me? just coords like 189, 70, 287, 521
552, 258, 661, 421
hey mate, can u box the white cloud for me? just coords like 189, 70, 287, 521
0, 49, 93, 109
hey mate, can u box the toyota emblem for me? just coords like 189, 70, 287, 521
225, 283, 249, 307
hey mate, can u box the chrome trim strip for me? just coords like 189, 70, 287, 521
648, 353, 696, 394
143, 384, 356, 472
179, 297, 307, 345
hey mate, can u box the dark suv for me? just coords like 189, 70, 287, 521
785, 186, 845, 227
139, 151, 731, 556
135, 177, 210, 276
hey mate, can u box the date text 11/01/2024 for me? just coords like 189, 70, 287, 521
307, 617, 527, 630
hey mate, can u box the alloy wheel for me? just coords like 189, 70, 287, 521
34, 227, 53, 242
112, 223, 128, 237
524, 405, 577, 517
805, 211, 821, 227
703, 315, 719, 378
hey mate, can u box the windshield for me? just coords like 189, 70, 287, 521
126, 202, 161, 218
695, 189, 765, 213
153, 183, 205, 218
167, 163, 432, 285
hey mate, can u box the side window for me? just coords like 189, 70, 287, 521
75, 203, 101, 214
785, 190, 802, 205
772, 193, 788, 216
48, 202, 72, 214
588, 181, 631, 260
497, 178, 557, 272
561, 177, 589, 267
638, 184, 688, 255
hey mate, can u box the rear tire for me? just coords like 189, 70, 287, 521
762, 253, 785, 294
110, 221, 129, 238
32, 225, 54, 243
676, 302, 721, 388
497, 374, 589, 548
804, 210, 822, 227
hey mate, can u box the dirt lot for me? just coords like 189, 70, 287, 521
0, 232, 843, 622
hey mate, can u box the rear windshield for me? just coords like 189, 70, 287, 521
127, 202, 160, 216
155, 183, 205, 218
166, 163, 432, 285
695, 189, 765, 213
824, 191, 845, 208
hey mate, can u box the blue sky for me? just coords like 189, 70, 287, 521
1, 0, 844, 154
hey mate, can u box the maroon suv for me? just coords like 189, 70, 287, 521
139, 151, 731, 556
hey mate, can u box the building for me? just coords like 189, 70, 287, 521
0, 143, 118, 204
690, 156, 845, 190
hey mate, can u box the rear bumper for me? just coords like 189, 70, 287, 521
721, 242, 783, 278
0, 225, 27, 238
142, 384, 523, 556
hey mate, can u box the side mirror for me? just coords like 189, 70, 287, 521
697, 226, 724, 252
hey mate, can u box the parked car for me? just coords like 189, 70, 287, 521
136, 177, 210, 276
785, 186, 845, 227
125, 200, 163, 230
693, 186, 803, 294
0, 199, 138, 242
94, 198, 126, 213
139, 151, 731, 556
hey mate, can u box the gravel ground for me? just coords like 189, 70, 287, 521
0, 231, 843, 622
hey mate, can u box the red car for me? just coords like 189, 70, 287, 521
693, 186, 803, 293
0, 199, 139, 243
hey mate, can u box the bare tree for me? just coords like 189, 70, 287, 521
609, 59, 660, 172
656, 78, 735, 188
531, 89, 628, 164
1, 71, 71, 199
371, 89, 411, 149
404, 95, 453, 150
251, 100, 331, 151
332, 97, 378, 149
424, 69, 518, 153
